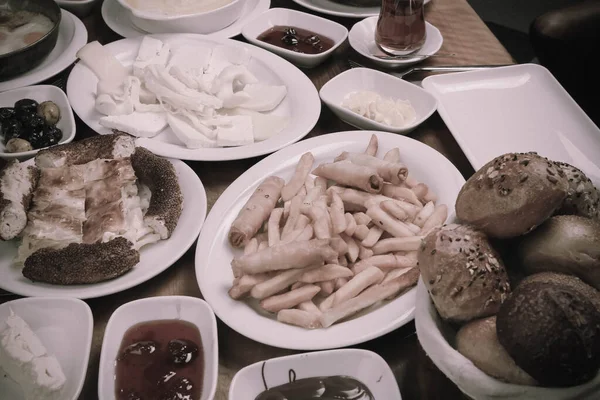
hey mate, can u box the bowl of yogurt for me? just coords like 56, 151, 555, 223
117, 0, 246, 35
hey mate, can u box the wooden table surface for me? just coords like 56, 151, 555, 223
1, 0, 514, 398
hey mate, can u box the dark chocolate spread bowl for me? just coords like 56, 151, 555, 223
0, 0, 62, 81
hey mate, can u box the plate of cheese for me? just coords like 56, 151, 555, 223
66, 34, 321, 161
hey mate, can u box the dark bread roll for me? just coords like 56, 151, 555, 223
456, 316, 537, 386
496, 273, 600, 387
419, 224, 511, 324
554, 161, 600, 219
456, 152, 568, 238
518, 215, 600, 290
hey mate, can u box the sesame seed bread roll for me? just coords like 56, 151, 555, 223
0, 161, 39, 241
554, 161, 600, 219
418, 224, 511, 324
228, 176, 285, 247
456, 152, 569, 238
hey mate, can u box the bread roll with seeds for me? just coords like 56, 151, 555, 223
456, 152, 568, 238
418, 224, 511, 324
496, 273, 600, 387
554, 161, 600, 219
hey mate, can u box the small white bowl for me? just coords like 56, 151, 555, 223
415, 280, 600, 400
0, 85, 76, 161
98, 296, 218, 400
242, 8, 348, 68
319, 67, 437, 134
56, 0, 100, 18
118, 0, 246, 35
349, 17, 443, 68
0, 297, 93, 400
229, 349, 402, 399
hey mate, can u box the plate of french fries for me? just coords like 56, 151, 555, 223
195, 131, 465, 350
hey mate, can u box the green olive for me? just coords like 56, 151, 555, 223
37, 101, 61, 125
5, 138, 33, 153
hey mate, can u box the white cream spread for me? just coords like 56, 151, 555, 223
342, 90, 417, 128
0, 310, 66, 400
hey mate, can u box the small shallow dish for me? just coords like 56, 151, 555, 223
0, 297, 93, 400
229, 349, 402, 399
117, 0, 245, 35
0, 10, 87, 93
242, 8, 348, 69
415, 280, 600, 400
349, 17, 443, 68
320, 67, 437, 134
0, 0, 62, 80
0, 85, 76, 160
98, 296, 218, 400
196, 130, 464, 350
55, 0, 100, 18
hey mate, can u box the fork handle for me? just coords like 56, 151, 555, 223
412, 64, 512, 72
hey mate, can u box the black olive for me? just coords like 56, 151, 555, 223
21, 113, 45, 130
120, 341, 157, 358
14, 99, 38, 114
304, 35, 321, 45
28, 129, 49, 149
281, 35, 299, 46
168, 339, 198, 365
43, 125, 62, 146
284, 27, 297, 36
0, 107, 15, 122
2, 119, 23, 143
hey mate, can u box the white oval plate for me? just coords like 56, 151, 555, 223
67, 34, 321, 161
229, 349, 401, 399
0, 297, 93, 400
195, 130, 465, 350
0, 10, 87, 93
349, 17, 443, 68
0, 158, 207, 299
102, 0, 271, 39
292, 0, 429, 19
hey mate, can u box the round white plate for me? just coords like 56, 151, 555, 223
195, 130, 465, 350
0, 10, 87, 93
102, 0, 271, 39
67, 34, 321, 161
350, 17, 443, 68
292, 0, 430, 19
0, 158, 207, 299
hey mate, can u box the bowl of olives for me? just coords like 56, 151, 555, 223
0, 84, 75, 160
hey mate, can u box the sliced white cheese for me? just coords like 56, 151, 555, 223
167, 113, 218, 148
204, 45, 252, 85
133, 36, 171, 78
215, 115, 254, 147
0, 311, 66, 400
167, 44, 213, 91
224, 108, 289, 141
99, 112, 168, 138
212, 65, 257, 109
77, 41, 129, 83
238, 83, 287, 112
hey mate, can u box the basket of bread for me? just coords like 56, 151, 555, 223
415, 152, 600, 399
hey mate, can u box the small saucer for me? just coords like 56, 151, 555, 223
349, 16, 443, 68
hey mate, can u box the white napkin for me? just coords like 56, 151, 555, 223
414, 279, 600, 400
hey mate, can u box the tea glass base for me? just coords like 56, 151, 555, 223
376, 42, 423, 56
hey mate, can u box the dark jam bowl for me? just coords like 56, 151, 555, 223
0, 0, 62, 81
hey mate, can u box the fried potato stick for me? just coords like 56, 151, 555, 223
371, 236, 423, 254
420, 204, 448, 235
282, 152, 315, 202
383, 148, 400, 163
297, 300, 322, 316
361, 226, 384, 248
379, 200, 409, 222
267, 208, 284, 247
344, 213, 357, 236
261, 284, 321, 313
333, 266, 384, 306
364, 134, 378, 156
229, 272, 274, 299
382, 184, 423, 207
366, 205, 415, 238
414, 201, 435, 227
329, 192, 347, 234
251, 269, 305, 300
340, 233, 359, 263
358, 245, 373, 260
300, 264, 354, 283
278, 309, 321, 329
243, 238, 259, 255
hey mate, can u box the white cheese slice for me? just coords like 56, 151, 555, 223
204, 45, 252, 85
99, 112, 168, 138
215, 115, 254, 147
167, 113, 218, 148
77, 41, 129, 84
0, 311, 66, 400
238, 83, 287, 112
224, 108, 289, 141
167, 44, 213, 91
133, 36, 171, 78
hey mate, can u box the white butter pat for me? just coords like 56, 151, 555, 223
100, 112, 168, 138
216, 115, 254, 147
0, 311, 66, 400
